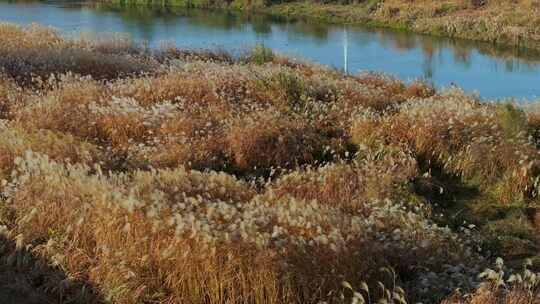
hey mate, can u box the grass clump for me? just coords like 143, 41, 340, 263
0, 23, 155, 84
226, 111, 322, 172
245, 43, 275, 65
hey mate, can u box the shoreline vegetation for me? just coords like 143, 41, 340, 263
99, 0, 540, 52
0, 22, 539, 303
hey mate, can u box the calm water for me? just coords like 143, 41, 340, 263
1, 1, 540, 100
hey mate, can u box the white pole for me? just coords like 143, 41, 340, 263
343, 26, 348, 74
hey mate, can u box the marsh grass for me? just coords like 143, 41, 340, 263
0, 22, 538, 304
244, 44, 275, 65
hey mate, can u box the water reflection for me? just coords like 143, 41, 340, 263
1, 0, 540, 98
90, 3, 540, 72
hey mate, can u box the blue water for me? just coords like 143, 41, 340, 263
1, 0, 539, 100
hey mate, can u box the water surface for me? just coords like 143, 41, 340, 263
1, 0, 540, 100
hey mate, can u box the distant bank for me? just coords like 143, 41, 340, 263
99, 0, 540, 52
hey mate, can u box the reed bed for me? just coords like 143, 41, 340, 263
0, 22, 538, 304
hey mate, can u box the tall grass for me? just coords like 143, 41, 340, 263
0, 22, 538, 303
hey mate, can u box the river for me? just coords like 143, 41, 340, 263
1, 0, 540, 100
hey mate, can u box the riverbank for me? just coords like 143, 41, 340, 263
104, 0, 540, 51
271, 0, 540, 51
0, 22, 539, 303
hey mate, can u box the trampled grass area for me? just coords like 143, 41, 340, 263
0, 22, 538, 303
